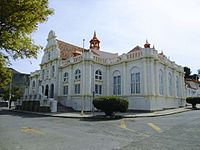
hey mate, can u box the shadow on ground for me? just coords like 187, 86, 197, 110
80, 115, 123, 122
0, 109, 47, 118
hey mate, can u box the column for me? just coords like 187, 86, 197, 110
164, 66, 168, 97
150, 59, 155, 95
122, 62, 127, 95
154, 60, 159, 95
172, 69, 177, 97
143, 58, 147, 95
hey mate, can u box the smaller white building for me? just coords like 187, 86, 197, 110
185, 79, 200, 97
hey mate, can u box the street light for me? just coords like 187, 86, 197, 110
8, 75, 13, 109
81, 39, 85, 115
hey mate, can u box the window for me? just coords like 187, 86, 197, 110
131, 72, 140, 94
63, 85, 68, 95
95, 84, 102, 95
75, 69, 81, 80
95, 70, 102, 80
64, 72, 69, 82
46, 70, 49, 79
32, 81, 35, 88
48, 51, 51, 60
176, 76, 180, 97
51, 66, 55, 77
74, 84, 80, 94
113, 71, 121, 95
42, 86, 44, 94
42, 70, 45, 80
159, 69, 164, 95
168, 73, 173, 96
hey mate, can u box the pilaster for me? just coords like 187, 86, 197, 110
143, 58, 147, 95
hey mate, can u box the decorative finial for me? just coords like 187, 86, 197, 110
144, 39, 150, 48
90, 31, 100, 50
93, 30, 96, 38
153, 44, 155, 49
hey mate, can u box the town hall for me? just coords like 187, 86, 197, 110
23, 30, 185, 112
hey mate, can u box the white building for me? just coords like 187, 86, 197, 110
185, 79, 200, 97
23, 30, 186, 112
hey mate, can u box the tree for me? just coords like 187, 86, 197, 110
0, 0, 53, 88
184, 66, 199, 81
184, 66, 191, 79
0, 85, 23, 101
0, 56, 11, 89
191, 74, 199, 81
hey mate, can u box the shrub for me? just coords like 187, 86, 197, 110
186, 97, 200, 109
93, 96, 129, 116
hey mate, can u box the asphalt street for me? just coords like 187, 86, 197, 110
0, 109, 200, 150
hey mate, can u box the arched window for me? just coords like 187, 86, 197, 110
95, 70, 102, 80
45, 85, 49, 97
42, 85, 44, 94
130, 67, 140, 94
50, 84, 54, 98
75, 69, 81, 80
113, 70, 121, 95
64, 72, 69, 82
176, 76, 180, 97
168, 73, 173, 96
51, 66, 55, 77
159, 69, 164, 95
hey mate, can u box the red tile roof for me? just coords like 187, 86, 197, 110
128, 46, 142, 53
56, 39, 84, 60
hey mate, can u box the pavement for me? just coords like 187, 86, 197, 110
2, 106, 194, 119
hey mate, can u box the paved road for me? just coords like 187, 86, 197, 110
0, 109, 200, 150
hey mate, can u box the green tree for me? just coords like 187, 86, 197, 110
0, 56, 11, 89
0, 85, 23, 101
184, 66, 191, 79
0, 0, 53, 88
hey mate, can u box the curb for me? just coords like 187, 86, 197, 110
10, 109, 92, 119
123, 108, 191, 118
7, 108, 192, 119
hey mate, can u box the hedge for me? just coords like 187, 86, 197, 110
186, 97, 200, 109
93, 96, 129, 116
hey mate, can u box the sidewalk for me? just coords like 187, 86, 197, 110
8, 106, 193, 119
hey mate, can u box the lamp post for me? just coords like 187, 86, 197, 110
8, 75, 13, 109
81, 39, 85, 115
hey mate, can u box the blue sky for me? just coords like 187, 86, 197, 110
12, 0, 200, 74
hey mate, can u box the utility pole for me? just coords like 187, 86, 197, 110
8, 75, 12, 109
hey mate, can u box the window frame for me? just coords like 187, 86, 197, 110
75, 69, 81, 81
63, 72, 69, 82
95, 70, 102, 80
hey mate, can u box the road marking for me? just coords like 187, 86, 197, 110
119, 120, 150, 137
21, 127, 45, 136
148, 123, 161, 133
120, 120, 126, 129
